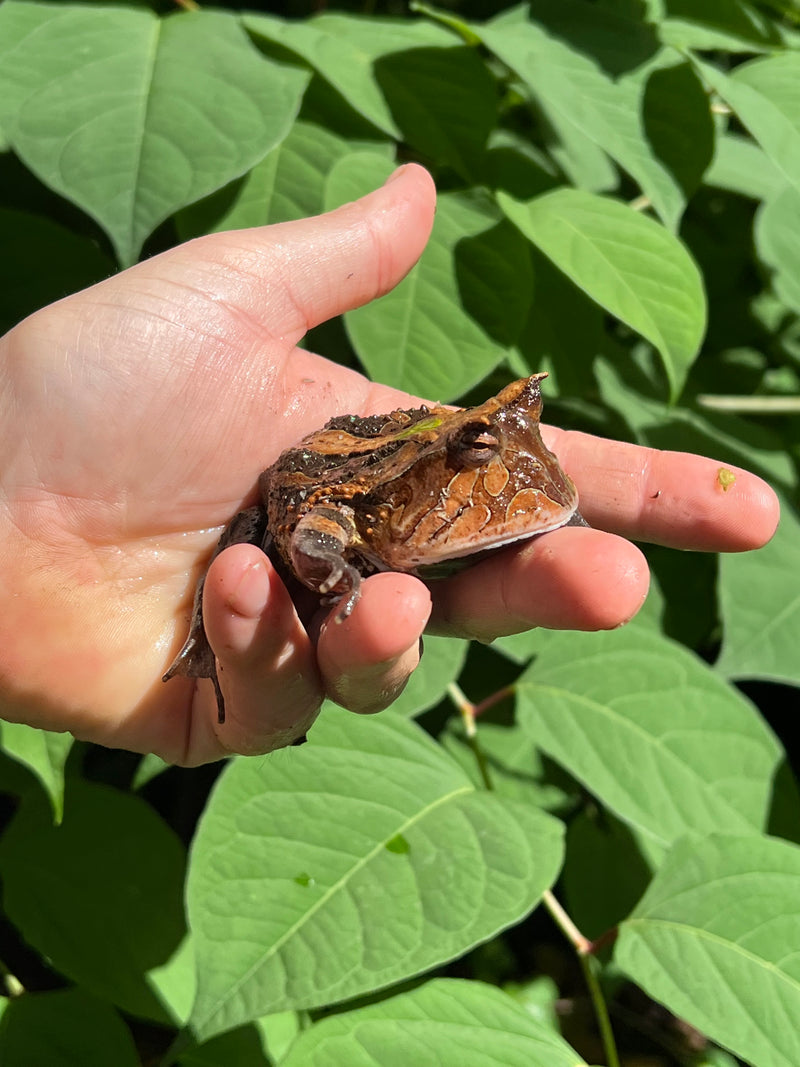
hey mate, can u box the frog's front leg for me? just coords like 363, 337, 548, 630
163, 506, 270, 724
289, 504, 363, 620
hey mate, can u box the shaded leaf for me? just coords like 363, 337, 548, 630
0, 989, 138, 1067
562, 812, 655, 940
244, 13, 453, 138
280, 978, 586, 1066
616, 833, 800, 1067
642, 60, 714, 201
659, 0, 781, 52
375, 46, 498, 179
499, 187, 706, 398
480, 1, 686, 228
0, 780, 186, 1022
186, 709, 563, 1041
0, 207, 112, 334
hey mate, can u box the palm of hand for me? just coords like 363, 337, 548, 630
0, 167, 779, 765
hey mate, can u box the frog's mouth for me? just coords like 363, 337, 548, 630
358, 494, 585, 574
404, 508, 588, 576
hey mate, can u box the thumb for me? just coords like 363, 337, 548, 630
153, 162, 437, 343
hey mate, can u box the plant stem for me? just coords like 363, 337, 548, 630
697, 393, 800, 413
447, 682, 493, 790
448, 685, 620, 1065
580, 953, 622, 1067
542, 889, 591, 953
543, 890, 621, 1067
0, 966, 24, 997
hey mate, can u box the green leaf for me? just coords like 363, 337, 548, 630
327, 153, 530, 399
1, 5, 308, 265
148, 935, 197, 1028
716, 494, 800, 687
280, 978, 587, 1067
177, 1022, 278, 1067
616, 833, 800, 1067
186, 709, 563, 1042
659, 0, 781, 52
515, 628, 782, 846
244, 13, 454, 138
480, 1, 687, 229
132, 752, 172, 791
562, 812, 654, 940
593, 357, 796, 488
755, 185, 800, 315
441, 719, 572, 811
0, 780, 187, 1022
373, 46, 498, 179
641, 60, 714, 201
389, 634, 469, 717
0, 721, 71, 822
0, 207, 113, 334
696, 54, 800, 200
705, 133, 786, 202
0, 989, 139, 1067
0, 0, 58, 131
178, 121, 391, 238
498, 187, 706, 399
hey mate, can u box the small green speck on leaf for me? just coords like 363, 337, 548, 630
385, 834, 411, 854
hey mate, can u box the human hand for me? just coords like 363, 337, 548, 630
0, 165, 779, 765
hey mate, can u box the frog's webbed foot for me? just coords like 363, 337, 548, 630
163, 506, 270, 724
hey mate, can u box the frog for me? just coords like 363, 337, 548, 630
163, 373, 585, 723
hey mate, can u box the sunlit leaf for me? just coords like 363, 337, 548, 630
696, 54, 800, 199
280, 979, 587, 1067
186, 709, 563, 1042
515, 628, 781, 846
0, 721, 71, 822
498, 187, 706, 398
716, 493, 800, 687
617, 833, 800, 1067
0, 5, 308, 265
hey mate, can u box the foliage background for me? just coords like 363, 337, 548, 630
1, 0, 799, 1064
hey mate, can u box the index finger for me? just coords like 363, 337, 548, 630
544, 427, 780, 552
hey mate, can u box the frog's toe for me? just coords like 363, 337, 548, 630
163, 632, 227, 724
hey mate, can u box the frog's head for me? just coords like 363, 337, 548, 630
360, 374, 581, 569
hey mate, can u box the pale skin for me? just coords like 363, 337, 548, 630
0, 165, 780, 765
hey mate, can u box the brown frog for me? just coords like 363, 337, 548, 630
163, 373, 584, 722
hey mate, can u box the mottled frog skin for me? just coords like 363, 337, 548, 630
164, 374, 583, 722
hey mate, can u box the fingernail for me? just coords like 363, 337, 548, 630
384, 164, 408, 186
228, 560, 269, 619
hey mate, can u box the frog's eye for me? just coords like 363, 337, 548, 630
449, 423, 500, 469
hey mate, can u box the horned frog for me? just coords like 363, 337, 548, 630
164, 373, 584, 722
